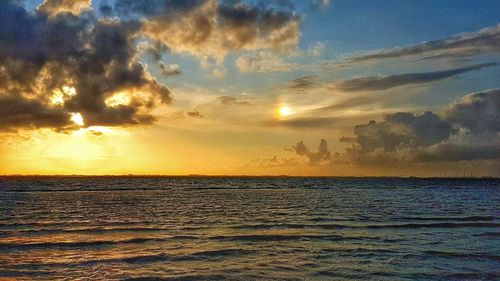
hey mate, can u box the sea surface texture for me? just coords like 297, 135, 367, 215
0, 177, 498, 280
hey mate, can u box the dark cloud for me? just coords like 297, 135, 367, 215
217, 2, 299, 48
330, 63, 496, 92
350, 111, 455, 153
287, 139, 331, 165
116, 0, 301, 63
0, 0, 171, 131
280, 75, 316, 91
283, 90, 499, 165
338, 89, 500, 163
347, 24, 500, 63
0, 93, 71, 131
407, 142, 500, 162
445, 89, 500, 135
1, 0, 302, 132
186, 111, 204, 118
159, 62, 181, 76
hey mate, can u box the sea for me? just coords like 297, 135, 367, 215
0, 177, 498, 280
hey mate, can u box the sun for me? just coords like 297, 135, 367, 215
279, 106, 291, 116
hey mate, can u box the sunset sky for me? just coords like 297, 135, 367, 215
0, 0, 499, 176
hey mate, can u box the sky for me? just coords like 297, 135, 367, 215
0, 0, 499, 176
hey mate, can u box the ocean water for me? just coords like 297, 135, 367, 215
0, 177, 498, 281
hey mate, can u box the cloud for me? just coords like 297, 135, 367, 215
186, 110, 204, 118
338, 89, 500, 163
116, 0, 301, 64
445, 89, 500, 134
349, 111, 455, 154
347, 24, 500, 63
0, 0, 171, 131
218, 95, 252, 105
329, 63, 496, 92
159, 62, 181, 76
0, 93, 71, 131
280, 75, 316, 91
210, 67, 227, 78
314, 94, 381, 112
309, 0, 332, 10
287, 139, 331, 165
37, 0, 92, 16
236, 51, 297, 73
306, 41, 327, 57
274, 116, 341, 128
245, 155, 299, 168
1, 0, 303, 132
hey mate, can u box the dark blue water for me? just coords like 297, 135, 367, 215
0, 177, 499, 280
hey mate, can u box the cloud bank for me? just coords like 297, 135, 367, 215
113, 0, 301, 64
347, 24, 500, 63
330, 63, 496, 92
0, 0, 170, 131
287, 139, 331, 165
0, 0, 301, 132
289, 90, 499, 164
340, 89, 500, 163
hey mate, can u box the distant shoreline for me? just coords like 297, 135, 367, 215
0, 175, 498, 180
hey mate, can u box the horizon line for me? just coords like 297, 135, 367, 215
0, 174, 498, 180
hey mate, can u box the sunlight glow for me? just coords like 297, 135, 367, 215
276, 103, 293, 118
72, 126, 128, 137
70, 112, 85, 126
105, 92, 131, 107
50, 86, 77, 105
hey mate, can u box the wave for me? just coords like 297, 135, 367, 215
173, 249, 255, 261
442, 273, 500, 280
9, 249, 254, 268
474, 232, 500, 238
322, 247, 399, 254
0, 236, 195, 250
364, 222, 500, 229
0, 220, 157, 228
423, 250, 500, 261
2, 188, 174, 193
209, 234, 347, 242
399, 215, 496, 221
0, 226, 199, 235
229, 223, 351, 230
229, 222, 500, 230
123, 274, 227, 281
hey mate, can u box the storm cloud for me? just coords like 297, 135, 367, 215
285, 90, 499, 165
0, 0, 299, 132
338, 89, 500, 163
0, 0, 171, 131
